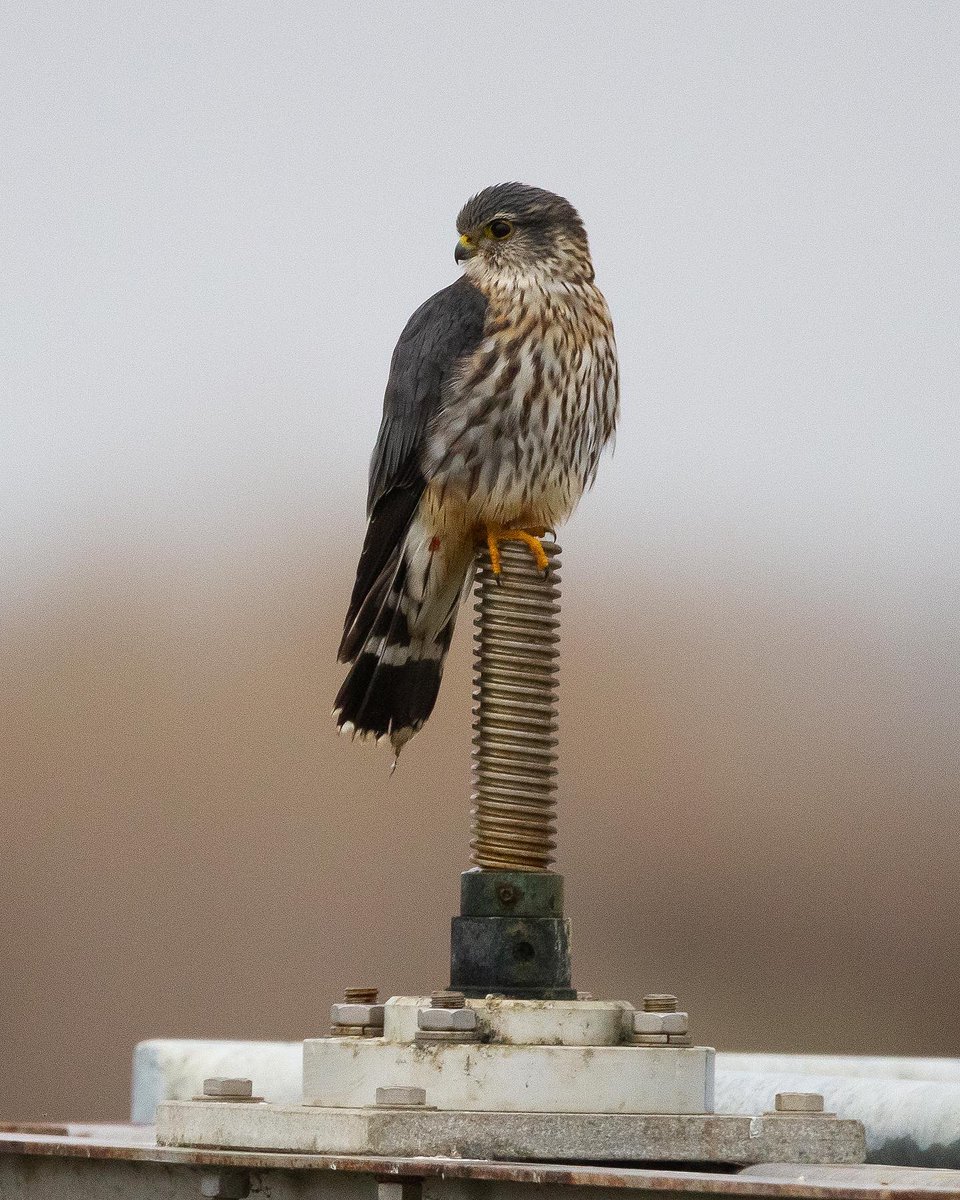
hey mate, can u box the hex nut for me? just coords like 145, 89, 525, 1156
634, 1011, 665, 1034
662, 1011, 689, 1034
418, 1006, 478, 1032
202, 1078, 253, 1098
330, 1003, 385, 1028
633, 1010, 689, 1034
776, 1092, 826, 1113
376, 1085, 426, 1108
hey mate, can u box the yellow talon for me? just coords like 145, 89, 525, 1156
484, 526, 550, 575
486, 529, 503, 575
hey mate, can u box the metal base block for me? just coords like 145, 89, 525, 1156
304, 1036, 715, 1115
156, 1100, 867, 1165
306, 995, 714, 1115
150, 995, 867, 1167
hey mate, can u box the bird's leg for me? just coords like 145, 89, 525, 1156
484, 525, 551, 575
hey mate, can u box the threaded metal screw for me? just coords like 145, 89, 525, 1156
643, 993, 679, 1013
431, 989, 466, 1009
344, 987, 379, 1004
471, 539, 560, 871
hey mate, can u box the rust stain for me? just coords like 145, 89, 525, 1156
0, 1126, 954, 1198
0, 1123, 71, 1136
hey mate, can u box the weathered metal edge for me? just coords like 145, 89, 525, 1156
1, 1127, 958, 1199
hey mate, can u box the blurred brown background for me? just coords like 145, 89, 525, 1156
3, 1, 959, 1122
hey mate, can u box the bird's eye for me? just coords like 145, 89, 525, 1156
488, 219, 513, 240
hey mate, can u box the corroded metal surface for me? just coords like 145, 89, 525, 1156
0, 1125, 958, 1197
156, 1100, 864, 1165
471, 539, 560, 871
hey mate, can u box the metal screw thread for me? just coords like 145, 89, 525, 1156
471, 539, 561, 871
643, 993, 679, 1013
344, 987, 379, 1004
431, 989, 466, 1009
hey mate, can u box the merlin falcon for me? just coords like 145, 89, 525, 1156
335, 183, 619, 755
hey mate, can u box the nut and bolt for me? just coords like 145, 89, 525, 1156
775, 1092, 827, 1114
331, 986, 385, 1036
417, 992, 479, 1043
331, 1002, 385, 1030
375, 1085, 427, 1109
632, 996, 691, 1046
430, 989, 466, 1009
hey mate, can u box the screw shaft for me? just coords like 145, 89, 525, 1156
344, 987, 379, 1004
471, 539, 561, 871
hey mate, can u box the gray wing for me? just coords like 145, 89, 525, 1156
339, 277, 487, 657
367, 276, 488, 514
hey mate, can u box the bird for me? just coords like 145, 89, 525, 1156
334, 183, 619, 757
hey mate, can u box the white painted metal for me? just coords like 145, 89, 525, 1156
384, 995, 633, 1047
717, 1069, 960, 1164
304, 1036, 715, 1115
130, 1039, 302, 1124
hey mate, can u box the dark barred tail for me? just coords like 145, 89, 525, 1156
334, 525, 466, 754
334, 614, 457, 754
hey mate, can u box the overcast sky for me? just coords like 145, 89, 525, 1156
2, 1, 958, 619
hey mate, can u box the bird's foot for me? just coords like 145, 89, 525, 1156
484, 525, 551, 576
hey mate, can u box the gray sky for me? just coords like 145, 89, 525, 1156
2, 1, 958, 619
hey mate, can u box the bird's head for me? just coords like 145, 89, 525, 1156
454, 183, 593, 283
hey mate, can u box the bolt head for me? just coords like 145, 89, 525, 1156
775, 1091, 825, 1113
376, 1085, 426, 1108
202, 1078, 252, 1098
